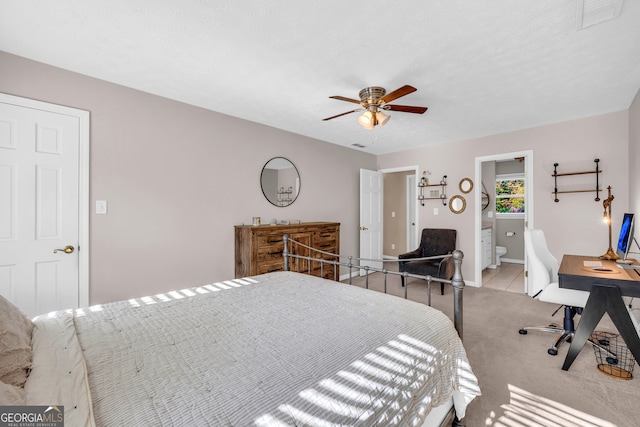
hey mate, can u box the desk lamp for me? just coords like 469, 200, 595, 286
600, 186, 619, 260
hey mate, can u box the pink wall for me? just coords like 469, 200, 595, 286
0, 52, 376, 304
378, 111, 631, 283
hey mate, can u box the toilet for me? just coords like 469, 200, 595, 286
495, 246, 507, 266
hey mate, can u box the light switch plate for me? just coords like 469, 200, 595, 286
96, 200, 107, 215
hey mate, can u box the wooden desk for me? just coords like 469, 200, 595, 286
558, 255, 640, 371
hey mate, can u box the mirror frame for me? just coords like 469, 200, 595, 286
449, 195, 466, 214
481, 181, 491, 211
459, 178, 473, 194
260, 157, 300, 207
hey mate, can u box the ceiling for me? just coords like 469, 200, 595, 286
1, 0, 639, 155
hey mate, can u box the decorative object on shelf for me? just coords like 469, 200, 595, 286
252, 217, 261, 226
420, 170, 431, 186
459, 178, 473, 194
552, 158, 601, 202
449, 195, 466, 214
481, 181, 491, 211
260, 157, 300, 207
418, 175, 447, 206
600, 186, 619, 260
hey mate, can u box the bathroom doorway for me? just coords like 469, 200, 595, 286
474, 150, 533, 290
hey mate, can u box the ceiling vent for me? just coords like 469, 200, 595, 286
577, 0, 624, 30
351, 143, 367, 148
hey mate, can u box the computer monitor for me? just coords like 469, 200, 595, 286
616, 213, 635, 260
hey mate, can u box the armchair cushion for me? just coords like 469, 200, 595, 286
399, 228, 457, 280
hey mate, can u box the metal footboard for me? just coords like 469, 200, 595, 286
282, 234, 466, 340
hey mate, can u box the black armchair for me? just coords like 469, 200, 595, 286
398, 228, 457, 294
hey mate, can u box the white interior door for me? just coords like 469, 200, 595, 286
360, 169, 383, 274
0, 94, 89, 317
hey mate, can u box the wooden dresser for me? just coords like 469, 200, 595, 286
234, 222, 340, 280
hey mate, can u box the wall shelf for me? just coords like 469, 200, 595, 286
418, 175, 447, 206
552, 159, 601, 202
276, 186, 294, 206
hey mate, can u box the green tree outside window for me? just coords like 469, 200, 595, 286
495, 177, 525, 214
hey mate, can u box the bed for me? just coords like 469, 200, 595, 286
1, 240, 480, 426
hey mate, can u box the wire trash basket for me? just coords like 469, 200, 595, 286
590, 331, 634, 380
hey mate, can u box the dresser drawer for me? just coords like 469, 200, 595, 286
257, 260, 285, 274
313, 228, 337, 250
257, 233, 285, 246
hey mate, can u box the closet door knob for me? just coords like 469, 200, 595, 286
53, 245, 75, 254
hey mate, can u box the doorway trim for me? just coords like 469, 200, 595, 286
406, 174, 417, 252
379, 165, 420, 255
0, 93, 90, 307
474, 150, 533, 288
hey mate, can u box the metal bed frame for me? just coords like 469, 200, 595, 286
282, 234, 466, 341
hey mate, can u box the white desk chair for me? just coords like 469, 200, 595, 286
519, 229, 591, 355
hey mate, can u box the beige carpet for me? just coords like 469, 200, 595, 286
342, 272, 639, 427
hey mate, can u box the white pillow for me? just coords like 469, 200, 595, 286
0, 381, 26, 405
0, 294, 35, 387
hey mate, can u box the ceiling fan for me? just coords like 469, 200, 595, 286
322, 85, 428, 129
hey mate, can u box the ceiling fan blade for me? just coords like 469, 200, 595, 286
322, 109, 360, 121
386, 104, 428, 114
379, 85, 417, 104
329, 95, 362, 105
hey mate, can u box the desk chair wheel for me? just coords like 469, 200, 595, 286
519, 329, 527, 335
606, 356, 619, 365
547, 348, 558, 356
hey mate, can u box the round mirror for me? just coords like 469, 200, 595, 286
261, 157, 300, 207
449, 195, 466, 214
459, 178, 473, 194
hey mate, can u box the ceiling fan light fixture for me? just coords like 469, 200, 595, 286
324, 85, 426, 129
376, 111, 390, 127
358, 111, 375, 129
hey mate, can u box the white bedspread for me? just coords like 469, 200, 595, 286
28, 272, 480, 426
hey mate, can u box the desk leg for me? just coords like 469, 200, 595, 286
562, 284, 640, 371
562, 287, 607, 371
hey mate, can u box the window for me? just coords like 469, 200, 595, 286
495, 173, 525, 217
